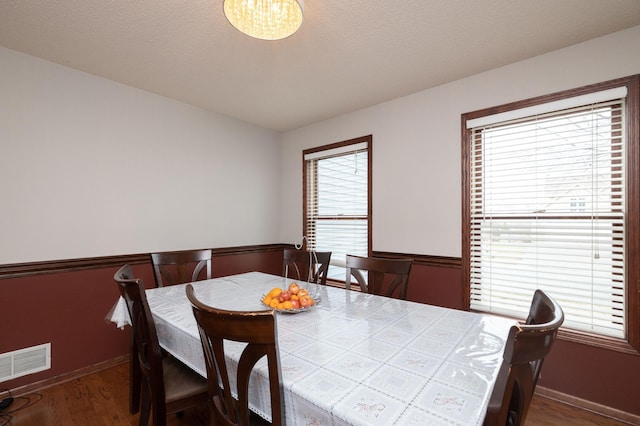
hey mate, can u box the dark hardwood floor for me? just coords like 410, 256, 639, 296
1, 362, 633, 425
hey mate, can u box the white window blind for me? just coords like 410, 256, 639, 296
305, 141, 369, 280
469, 93, 626, 339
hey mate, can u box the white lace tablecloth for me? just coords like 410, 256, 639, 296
118, 271, 515, 426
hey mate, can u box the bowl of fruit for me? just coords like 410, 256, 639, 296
261, 282, 319, 313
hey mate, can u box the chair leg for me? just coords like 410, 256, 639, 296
151, 393, 167, 426
138, 384, 151, 426
130, 334, 141, 414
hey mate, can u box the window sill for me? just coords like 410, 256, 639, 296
325, 279, 361, 292
557, 328, 639, 355
472, 308, 640, 355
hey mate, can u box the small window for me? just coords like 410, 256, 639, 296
303, 135, 371, 281
570, 198, 586, 213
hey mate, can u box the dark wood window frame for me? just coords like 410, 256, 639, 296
302, 135, 373, 282
461, 75, 640, 354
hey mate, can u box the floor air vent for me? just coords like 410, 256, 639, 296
0, 343, 51, 382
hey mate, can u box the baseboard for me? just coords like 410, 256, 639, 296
536, 386, 640, 425
10, 354, 128, 398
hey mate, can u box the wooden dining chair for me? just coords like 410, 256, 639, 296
141, 249, 211, 409
484, 290, 564, 426
283, 248, 332, 286
345, 254, 413, 300
150, 249, 212, 287
114, 265, 208, 426
186, 284, 284, 426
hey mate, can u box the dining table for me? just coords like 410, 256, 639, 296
111, 271, 515, 425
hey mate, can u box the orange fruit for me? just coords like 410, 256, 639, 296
268, 287, 282, 298
282, 301, 293, 310
269, 299, 279, 308
263, 296, 272, 306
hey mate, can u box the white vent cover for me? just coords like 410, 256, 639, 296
0, 343, 51, 383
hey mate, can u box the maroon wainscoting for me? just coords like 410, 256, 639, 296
538, 338, 640, 416
406, 263, 463, 309
1, 249, 639, 417
0, 265, 135, 390
211, 250, 282, 278
0, 247, 284, 392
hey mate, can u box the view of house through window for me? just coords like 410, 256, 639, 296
463, 75, 639, 351
303, 136, 371, 281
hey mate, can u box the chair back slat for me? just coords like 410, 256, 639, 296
345, 254, 413, 300
283, 249, 331, 286
150, 249, 212, 287
114, 266, 164, 384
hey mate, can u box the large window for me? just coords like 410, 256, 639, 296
303, 135, 371, 281
462, 76, 639, 352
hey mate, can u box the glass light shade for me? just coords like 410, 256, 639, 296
223, 0, 304, 41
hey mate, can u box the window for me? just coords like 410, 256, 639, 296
570, 198, 586, 213
303, 135, 371, 281
462, 76, 639, 353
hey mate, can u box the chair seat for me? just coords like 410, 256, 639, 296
162, 357, 208, 404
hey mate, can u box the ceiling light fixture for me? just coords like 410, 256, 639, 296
223, 0, 304, 41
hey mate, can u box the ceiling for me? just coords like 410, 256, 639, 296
2, 1, 640, 132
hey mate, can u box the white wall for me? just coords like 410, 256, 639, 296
4, 25, 639, 264
280, 25, 640, 258
0, 47, 281, 264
